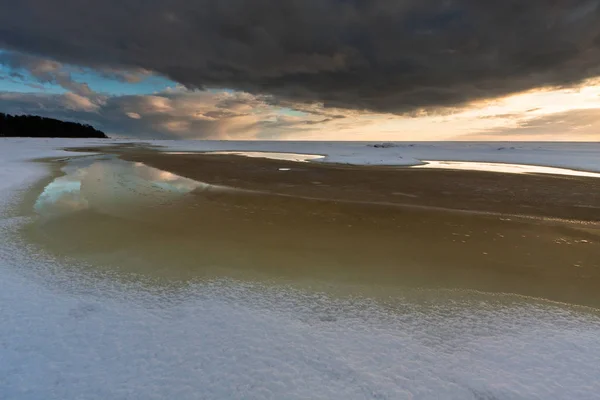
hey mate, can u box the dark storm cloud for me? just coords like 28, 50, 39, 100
1, 0, 600, 113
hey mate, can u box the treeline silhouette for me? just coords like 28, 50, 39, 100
0, 113, 108, 138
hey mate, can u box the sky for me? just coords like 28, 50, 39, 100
0, 0, 600, 141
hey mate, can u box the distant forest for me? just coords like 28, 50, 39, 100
0, 113, 108, 138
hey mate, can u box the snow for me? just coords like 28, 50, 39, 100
198, 151, 325, 162
414, 160, 600, 178
2, 137, 600, 399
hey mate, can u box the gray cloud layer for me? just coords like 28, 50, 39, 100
0, 52, 94, 97
0, 89, 328, 139
1, 0, 599, 113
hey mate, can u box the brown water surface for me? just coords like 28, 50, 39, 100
20, 153, 600, 307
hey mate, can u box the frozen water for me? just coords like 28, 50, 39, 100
149, 139, 600, 171
414, 160, 600, 178
2, 138, 600, 399
170, 150, 326, 162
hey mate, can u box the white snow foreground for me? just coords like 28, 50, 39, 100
1, 138, 600, 400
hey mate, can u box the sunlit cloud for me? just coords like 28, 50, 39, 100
1, 50, 600, 141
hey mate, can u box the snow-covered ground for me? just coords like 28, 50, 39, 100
2, 138, 600, 399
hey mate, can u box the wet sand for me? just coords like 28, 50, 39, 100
118, 150, 600, 222
16, 146, 600, 307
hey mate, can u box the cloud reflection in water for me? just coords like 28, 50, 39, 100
35, 157, 223, 218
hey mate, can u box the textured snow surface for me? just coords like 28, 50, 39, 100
2, 138, 600, 399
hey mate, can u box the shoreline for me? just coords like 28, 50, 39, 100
3, 140, 600, 399
15, 145, 599, 307
55, 138, 600, 171
110, 147, 600, 223
157, 147, 600, 176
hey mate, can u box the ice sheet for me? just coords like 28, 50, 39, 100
4, 138, 599, 172
414, 160, 600, 178
148, 140, 600, 171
